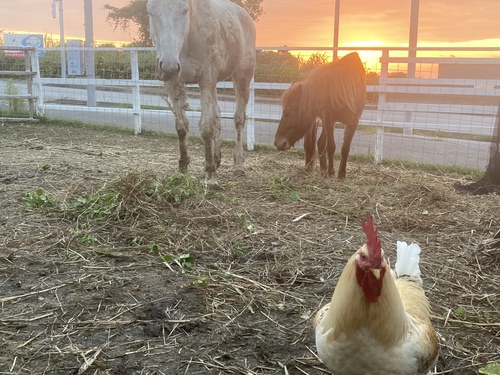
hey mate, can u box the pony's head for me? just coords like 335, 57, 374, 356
274, 83, 312, 150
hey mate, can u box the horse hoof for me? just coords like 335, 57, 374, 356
178, 157, 190, 174
205, 180, 223, 191
207, 182, 223, 191
233, 169, 246, 177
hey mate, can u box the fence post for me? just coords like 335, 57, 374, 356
84, 0, 96, 108
404, 110, 414, 135
24, 49, 35, 119
375, 49, 389, 164
130, 50, 142, 135
246, 78, 255, 150
30, 49, 44, 116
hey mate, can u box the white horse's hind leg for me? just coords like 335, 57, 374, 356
164, 82, 190, 173
232, 77, 251, 176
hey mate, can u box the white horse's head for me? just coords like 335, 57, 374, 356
147, 0, 190, 81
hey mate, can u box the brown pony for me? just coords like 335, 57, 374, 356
274, 52, 366, 178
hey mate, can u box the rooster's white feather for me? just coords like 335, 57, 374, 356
395, 241, 422, 284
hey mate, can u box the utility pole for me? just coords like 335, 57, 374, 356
84, 0, 96, 107
408, 0, 419, 78
333, 0, 340, 61
51, 0, 66, 78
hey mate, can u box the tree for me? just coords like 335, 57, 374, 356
455, 101, 500, 195
104, 0, 151, 45
104, 0, 264, 46
231, 0, 265, 21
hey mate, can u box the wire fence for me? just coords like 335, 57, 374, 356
1, 46, 500, 170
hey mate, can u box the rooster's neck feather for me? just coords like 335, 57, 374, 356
324, 250, 409, 347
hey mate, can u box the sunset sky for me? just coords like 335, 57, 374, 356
1, 0, 500, 50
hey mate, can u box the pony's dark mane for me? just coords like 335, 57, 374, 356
298, 53, 366, 119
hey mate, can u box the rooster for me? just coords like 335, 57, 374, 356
314, 216, 438, 375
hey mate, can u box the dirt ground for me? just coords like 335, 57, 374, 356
1, 121, 499, 375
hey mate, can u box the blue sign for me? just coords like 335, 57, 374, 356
3, 34, 45, 57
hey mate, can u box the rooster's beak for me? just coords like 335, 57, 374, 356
371, 268, 382, 280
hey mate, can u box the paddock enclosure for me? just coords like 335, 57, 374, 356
1, 122, 499, 374
1, 45, 500, 374
2, 46, 500, 171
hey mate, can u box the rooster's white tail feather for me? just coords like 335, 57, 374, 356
395, 241, 422, 283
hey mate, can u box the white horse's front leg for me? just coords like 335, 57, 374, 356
233, 77, 251, 175
164, 81, 190, 173
212, 100, 222, 170
199, 85, 220, 185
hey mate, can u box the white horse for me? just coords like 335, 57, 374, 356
147, 0, 256, 186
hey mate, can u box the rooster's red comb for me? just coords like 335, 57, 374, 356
361, 215, 382, 265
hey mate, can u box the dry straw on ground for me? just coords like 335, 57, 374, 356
0, 122, 499, 374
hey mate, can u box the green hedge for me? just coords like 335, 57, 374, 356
0, 48, 352, 83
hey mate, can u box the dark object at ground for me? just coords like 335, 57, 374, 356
455, 101, 500, 194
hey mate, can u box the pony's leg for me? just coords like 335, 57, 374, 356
338, 120, 359, 179
325, 121, 336, 177
232, 76, 251, 176
317, 121, 328, 175
304, 121, 318, 171
198, 84, 220, 184
318, 116, 336, 177
164, 81, 190, 173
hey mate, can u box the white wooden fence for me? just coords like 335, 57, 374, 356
372, 49, 500, 163
3, 46, 500, 168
